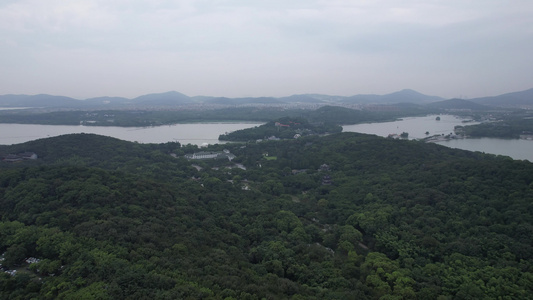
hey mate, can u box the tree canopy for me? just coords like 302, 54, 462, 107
1, 132, 532, 299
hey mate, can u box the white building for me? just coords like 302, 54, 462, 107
184, 150, 235, 161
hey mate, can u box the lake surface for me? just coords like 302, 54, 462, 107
0, 123, 263, 146
342, 114, 475, 139
436, 138, 533, 161
342, 115, 533, 161
1, 116, 532, 161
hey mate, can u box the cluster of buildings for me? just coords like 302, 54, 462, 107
520, 131, 533, 140
274, 121, 301, 127
291, 164, 333, 185
1, 152, 37, 162
184, 150, 235, 161
0, 256, 41, 277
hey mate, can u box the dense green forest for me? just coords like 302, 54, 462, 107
219, 117, 342, 141
1, 133, 532, 299
451, 110, 533, 139
461, 118, 533, 139
0, 105, 433, 127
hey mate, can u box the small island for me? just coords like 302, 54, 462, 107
218, 117, 342, 142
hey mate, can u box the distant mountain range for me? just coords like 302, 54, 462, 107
1, 88, 532, 109
468, 88, 533, 108
426, 98, 492, 111
342, 89, 445, 104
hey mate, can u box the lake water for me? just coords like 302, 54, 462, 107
342, 115, 533, 162
437, 138, 533, 161
342, 114, 474, 139
0, 123, 263, 146
1, 116, 532, 161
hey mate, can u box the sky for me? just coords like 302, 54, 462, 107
1, 0, 532, 100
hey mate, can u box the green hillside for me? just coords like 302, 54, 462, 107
1, 133, 532, 299
219, 117, 342, 141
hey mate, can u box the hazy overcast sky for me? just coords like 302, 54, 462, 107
1, 0, 532, 99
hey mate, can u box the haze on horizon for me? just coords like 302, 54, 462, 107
1, 0, 532, 100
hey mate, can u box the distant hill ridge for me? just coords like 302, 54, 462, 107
426, 98, 492, 111
1, 88, 532, 109
469, 88, 533, 108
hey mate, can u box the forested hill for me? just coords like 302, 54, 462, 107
219, 117, 342, 141
0, 133, 183, 173
1, 133, 532, 299
0, 104, 433, 127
